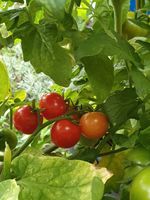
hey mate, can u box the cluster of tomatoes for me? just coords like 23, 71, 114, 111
13, 92, 109, 148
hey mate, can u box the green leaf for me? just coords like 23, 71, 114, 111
21, 27, 73, 86
76, 32, 120, 59
0, 60, 11, 101
0, 143, 11, 181
75, 31, 141, 67
29, 0, 66, 21
102, 88, 140, 126
0, 8, 27, 31
14, 90, 27, 102
131, 68, 150, 99
0, 179, 20, 200
75, 0, 81, 6
138, 126, 150, 151
12, 154, 104, 200
82, 54, 114, 103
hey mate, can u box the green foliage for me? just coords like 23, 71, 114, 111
10, 153, 104, 200
1, 0, 150, 199
0, 60, 10, 101
0, 179, 20, 200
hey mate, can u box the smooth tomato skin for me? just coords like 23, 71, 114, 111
39, 93, 67, 120
13, 105, 43, 134
79, 112, 108, 139
51, 119, 81, 148
130, 167, 150, 200
124, 147, 150, 180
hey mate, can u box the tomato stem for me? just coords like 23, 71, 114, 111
12, 115, 71, 159
43, 145, 58, 155
99, 147, 128, 157
68, 0, 75, 14
111, 0, 124, 36
9, 107, 13, 130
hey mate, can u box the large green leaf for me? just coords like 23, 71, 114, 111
21, 26, 73, 86
138, 126, 150, 151
102, 88, 140, 126
29, 0, 66, 21
0, 179, 20, 200
12, 154, 104, 200
0, 60, 10, 101
76, 32, 120, 59
131, 68, 150, 99
76, 31, 141, 67
82, 54, 114, 102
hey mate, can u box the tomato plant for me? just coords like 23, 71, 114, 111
39, 93, 67, 120
51, 119, 81, 148
13, 105, 43, 134
79, 112, 109, 139
0, 0, 150, 200
130, 166, 150, 200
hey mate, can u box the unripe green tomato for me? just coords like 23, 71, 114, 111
127, 147, 150, 166
130, 167, 150, 200
0, 128, 17, 151
124, 147, 150, 180
123, 20, 149, 39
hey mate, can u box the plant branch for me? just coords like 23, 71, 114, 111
12, 115, 70, 159
68, 0, 75, 14
99, 147, 128, 157
111, 0, 123, 36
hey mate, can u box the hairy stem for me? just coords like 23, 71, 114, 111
111, 0, 124, 35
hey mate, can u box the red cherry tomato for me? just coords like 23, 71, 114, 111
79, 112, 109, 139
13, 105, 43, 134
51, 119, 81, 148
39, 93, 67, 120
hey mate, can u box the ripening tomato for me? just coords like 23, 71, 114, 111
79, 112, 109, 139
13, 105, 43, 134
39, 93, 67, 120
51, 119, 81, 148
130, 166, 150, 200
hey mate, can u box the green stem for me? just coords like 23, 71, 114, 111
32, 99, 36, 110
99, 147, 128, 157
12, 115, 70, 159
68, 0, 75, 14
136, 0, 140, 10
96, 134, 111, 152
43, 145, 58, 155
9, 107, 13, 130
125, 61, 133, 88
111, 0, 123, 35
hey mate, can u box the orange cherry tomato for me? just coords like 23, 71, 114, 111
79, 112, 109, 139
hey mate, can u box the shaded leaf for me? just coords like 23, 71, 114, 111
82, 54, 114, 103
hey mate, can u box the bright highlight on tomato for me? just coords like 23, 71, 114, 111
130, 166, 150, 200
79, 112, 109, 139
13, 105, 43, 134
39, 92, 67, 120
51, 119, 81, 148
